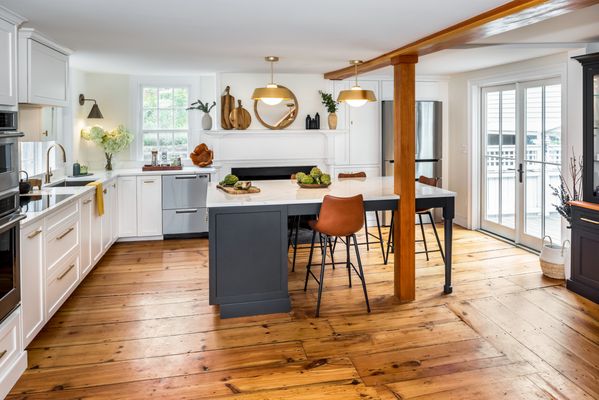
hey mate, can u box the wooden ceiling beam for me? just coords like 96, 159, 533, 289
324, 0, 599, 80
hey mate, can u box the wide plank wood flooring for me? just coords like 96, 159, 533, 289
7, 225, 599, 399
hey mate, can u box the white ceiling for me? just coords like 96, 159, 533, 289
0, 0, 514, 75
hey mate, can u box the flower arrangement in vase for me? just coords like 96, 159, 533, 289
549, 153, 583, 227
188, 99, 216, 130
81, 125, 134, 171
319, 90, 339, 130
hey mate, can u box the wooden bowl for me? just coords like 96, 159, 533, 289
190, 143, 213, 167
297, 182, 331, 189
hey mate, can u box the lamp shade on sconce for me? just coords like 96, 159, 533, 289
79, 93, 104, 119
87, 103, 104, 119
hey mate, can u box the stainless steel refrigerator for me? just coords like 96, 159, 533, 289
381, 100, 442, 224
381, 100, 442, 180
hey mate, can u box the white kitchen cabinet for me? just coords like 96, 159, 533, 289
20, 222, 44, 347
348, 80, 380, 166
18, 28, 70, 106
91, 192, 103, 264
118, 176, 137, 237
102, 183, 113, 251
136, 176, 162, 236
110, 181, 119, 244
46, 249, 79, 318
0, 307, 26, 400
79, 193, 94, 277
0, 16, 18, 106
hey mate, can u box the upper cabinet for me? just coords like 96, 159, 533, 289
18, 104, 61, 141
0, 8, 25, 107
574, 52, 599, 203
18, 28, 71, 107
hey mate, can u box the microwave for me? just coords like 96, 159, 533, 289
0, 110, 17, 132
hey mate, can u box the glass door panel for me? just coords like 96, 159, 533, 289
481, 79, 562, 250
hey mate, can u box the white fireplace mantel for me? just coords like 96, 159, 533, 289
201, 129, 349, 179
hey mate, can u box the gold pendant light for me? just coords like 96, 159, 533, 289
337, 60, 376, 107
252, 56, 293, 106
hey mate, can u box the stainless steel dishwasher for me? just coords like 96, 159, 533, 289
162, 173, 209, 236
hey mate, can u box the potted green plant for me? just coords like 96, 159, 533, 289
81, 125, 134, 170
318, 90, 339, 130
188, 100, 216, 130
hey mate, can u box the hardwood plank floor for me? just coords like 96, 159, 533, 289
8, 225, 599, 399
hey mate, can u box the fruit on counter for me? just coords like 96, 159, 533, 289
220, 174, 239, 186
234, 181, 252, 190
295, 172, 307, 182
309, 167, 322, 178
300, 175, 315, 184
320, 174, 331, 185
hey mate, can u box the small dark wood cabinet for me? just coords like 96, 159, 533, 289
568, 205, 599, 303
569, 52, 599, 303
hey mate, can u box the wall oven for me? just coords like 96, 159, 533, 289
0, 110, 23, 193
0, 189, 25, 323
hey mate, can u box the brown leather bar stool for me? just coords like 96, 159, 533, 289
384, 176, 445, 265
288, 175, 335, 272
335, 172, 385, 260
304, 194, 370, 317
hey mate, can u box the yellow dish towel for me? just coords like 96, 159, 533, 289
86, 181, 104, 216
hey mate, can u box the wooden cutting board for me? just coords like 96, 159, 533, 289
221, 86, 234, 130
217, 184, 261, 194
229, 100, 251, 130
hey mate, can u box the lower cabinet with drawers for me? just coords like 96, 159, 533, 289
568, 204, 599, 303
0, 307, 27, 399
19, 178, 119, 349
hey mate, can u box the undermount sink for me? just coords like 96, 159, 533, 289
46, 179, 96, 187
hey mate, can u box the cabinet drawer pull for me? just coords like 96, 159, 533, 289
143, 180, 155, 184
580, 217, 599, 225
83, 199, 92, 204
27, 228, 42, 239
57, 227, 74, 240
0, 349, 6, 360
57, 264, 75, 280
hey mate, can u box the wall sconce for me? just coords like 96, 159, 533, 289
79, 94, 104, 119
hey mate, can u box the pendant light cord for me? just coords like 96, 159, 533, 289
270, 61, 274, 85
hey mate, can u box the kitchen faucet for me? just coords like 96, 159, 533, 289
45, 143, 67, 184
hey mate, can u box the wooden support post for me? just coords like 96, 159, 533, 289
392, 55, 417, 301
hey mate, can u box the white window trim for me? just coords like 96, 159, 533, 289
130, 76, 200, 161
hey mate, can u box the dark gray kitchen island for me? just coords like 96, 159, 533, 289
208, 177, 455, 318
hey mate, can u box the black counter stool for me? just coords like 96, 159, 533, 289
384, 176, 445, 265
304, 194, 370, 317
334, 172, 385, 260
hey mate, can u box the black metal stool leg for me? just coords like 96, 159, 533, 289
384, 212, 394, 265
328, 236, 336, 269
346, 235, 352, 288
428, 211, 445, 262
375, 211, 385, 260
291, 216, 300, 271
363, 211, 370, 250
315, 234, 328, 317
352, 234, 370, 313
304, 230, 317, 291
418, 213, 429, 261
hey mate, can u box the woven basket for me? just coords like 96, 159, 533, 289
539, 236, 569, 280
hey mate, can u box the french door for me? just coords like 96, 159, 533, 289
481, 78, 562, 250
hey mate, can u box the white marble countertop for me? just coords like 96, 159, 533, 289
207, 176, 455, 208
20, 166, 217, 227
